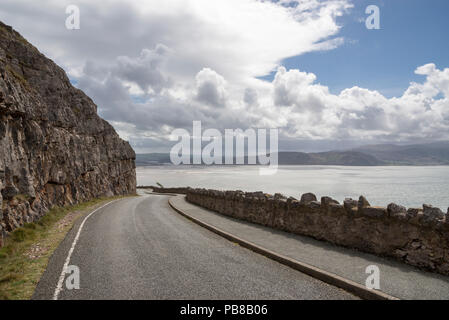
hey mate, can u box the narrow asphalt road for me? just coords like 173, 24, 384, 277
33, 195, 357, 300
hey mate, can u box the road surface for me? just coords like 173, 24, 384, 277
33, 194, 357, 300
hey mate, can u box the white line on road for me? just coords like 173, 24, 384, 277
53, 199, 120, 300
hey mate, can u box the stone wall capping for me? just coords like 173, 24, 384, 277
343, 198, 358, 215
299, 193, 317, 205
388, 203, 407, 220
307, 201, 321, 210
358, 196, 370, 211
321, 196, 340, 206
286, 196, 297, 205
423, 204, 445, 221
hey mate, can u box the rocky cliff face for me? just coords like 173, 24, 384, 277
0, 22, 136, 246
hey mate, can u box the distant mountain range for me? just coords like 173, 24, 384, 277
135, 151, 383, 166
136, 142, 449, 166
351, 141, 449, 165
135, 150, 382, 166
275, 151, 384, 166
136, 153, 172, 165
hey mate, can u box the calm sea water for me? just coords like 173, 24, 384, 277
137, 165, 449, 210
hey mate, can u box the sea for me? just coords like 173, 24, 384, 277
137, 165, 449, 210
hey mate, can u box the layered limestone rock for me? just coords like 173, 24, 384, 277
0, 22, 136, 246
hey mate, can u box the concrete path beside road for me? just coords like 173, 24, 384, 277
169, 195, 449, 300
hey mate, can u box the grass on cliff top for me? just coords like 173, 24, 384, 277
0, 195, 134, 300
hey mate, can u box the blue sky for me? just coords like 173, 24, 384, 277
263, 0, 449, 98
3, 0, 449, 152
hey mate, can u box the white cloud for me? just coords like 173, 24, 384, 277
195, 68, 228, 107
115, 45, 172, 95
0, 0, 351, 82
244, 88, 259, 107
1, 0, 448, 152
272, 64, 449, 142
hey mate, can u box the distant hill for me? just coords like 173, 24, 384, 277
136, 151, 384, 166
277, 151, 385, 166
136, 153, 172, 166
352, 142, 449, 165
136, 141, 449, 166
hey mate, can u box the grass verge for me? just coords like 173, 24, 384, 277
0, 195, 132, 300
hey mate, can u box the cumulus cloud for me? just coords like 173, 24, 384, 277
273, 66, 324, 112
272, 64, 449, 141
1, 0, 448, 152
115, 45, 172, 95
243, 88, 258, 107
195, 68, 227, 107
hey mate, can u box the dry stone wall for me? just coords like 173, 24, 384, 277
185, 188, 449, 275
149, 186, 190, 194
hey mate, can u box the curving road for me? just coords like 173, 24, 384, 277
33, 194, 357, 300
